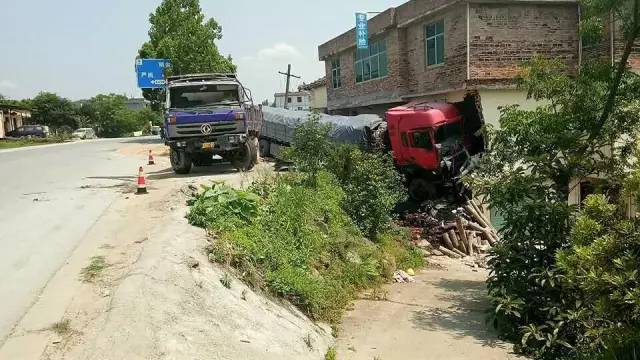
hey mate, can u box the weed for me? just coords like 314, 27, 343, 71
220, 273, 232, 289
50, 319, 72, 336
325, 347, 337, 360
241, 289, 248, 301
80, 256, 109, 283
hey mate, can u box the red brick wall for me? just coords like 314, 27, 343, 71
325, 29, 406, 111
320, 1, 583, 112
469, 3, 580, 79
403, 5, 468, 96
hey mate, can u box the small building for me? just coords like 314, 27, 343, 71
125, 98, 148, 111
0, 105, 31, 138
299, 77, 328, 113
273, 91, 311, 111
318, 0, 639, 125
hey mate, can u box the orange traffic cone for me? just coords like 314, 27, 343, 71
148, 150, 155, 165
137, 166, 148, 195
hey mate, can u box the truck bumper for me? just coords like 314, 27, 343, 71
166, 133, 247, 153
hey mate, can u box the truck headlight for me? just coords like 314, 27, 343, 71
235, 112, 245, 120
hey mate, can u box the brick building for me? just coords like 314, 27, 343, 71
0, 105, 31, 138
318, 0, 638, 127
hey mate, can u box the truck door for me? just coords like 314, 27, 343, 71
407, 129, 439, 171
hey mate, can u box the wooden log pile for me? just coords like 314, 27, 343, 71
401, 200, 499, 260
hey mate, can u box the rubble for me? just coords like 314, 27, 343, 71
400, 199, 499, 269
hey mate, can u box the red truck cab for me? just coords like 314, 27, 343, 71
385, 100, 481, 199
386, 101, 464, 170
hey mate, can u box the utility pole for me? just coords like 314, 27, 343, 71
278, 64, 301, 109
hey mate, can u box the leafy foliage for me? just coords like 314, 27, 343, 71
187, 182, 260, 231
30, 92, 77, 130
286, 115, 407, 240
471, 0, 640, 357
190, 172, 420, 323
329, 145, 406, 240
137, 0, 235, 110
77, 94, 151, 137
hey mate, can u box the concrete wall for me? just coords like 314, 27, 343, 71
476, 88, 546, 128
274, 93, 310, 111
309, 86, 327, 112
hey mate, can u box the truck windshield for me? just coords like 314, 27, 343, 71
169, 84, 240, 109
434, 122, 463, 144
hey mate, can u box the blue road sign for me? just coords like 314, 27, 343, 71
135, 59, 171, 89
356, 13, 368, 49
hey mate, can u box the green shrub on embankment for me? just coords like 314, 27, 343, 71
188, 115, 422, 322
188, 173, 422, 323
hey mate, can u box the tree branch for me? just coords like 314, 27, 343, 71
590, 0, 640, 139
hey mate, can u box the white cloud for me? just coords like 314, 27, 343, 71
0, 80, 17, 89
257, 43, 302, 60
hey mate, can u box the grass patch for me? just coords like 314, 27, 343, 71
325, 347, 337, 360
188, 173, 423, 323
0, 137, 67, 150
80, 256, 109, 283
50, 319, 72, 336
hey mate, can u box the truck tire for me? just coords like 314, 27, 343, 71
170, 148, 192, 174
250, 136, 260, 165
408, 178, 437, 201
231, 141, 256, 172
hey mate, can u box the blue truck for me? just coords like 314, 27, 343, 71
163, 74, 261, 174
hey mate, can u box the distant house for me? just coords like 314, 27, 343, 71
0, 105, 31, 138
299, 77, 328, 113
125, 98, 148, 111
273, 91, 310, 111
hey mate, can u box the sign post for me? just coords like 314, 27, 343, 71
135, 59, 171, 89
356, 13, 368, 50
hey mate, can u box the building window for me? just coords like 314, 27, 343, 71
331, 58, 342, 88
355, 39, 388, 83
287, 97, 292, 103
426, 20, 444, 66
297, 96, 302, 103
297, 107, 303, 111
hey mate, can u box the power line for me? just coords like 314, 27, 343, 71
277, 64, 301, 110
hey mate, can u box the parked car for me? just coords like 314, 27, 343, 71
7, 125, 50, 138
72, 128, 97, 140
150, 126, 161, 135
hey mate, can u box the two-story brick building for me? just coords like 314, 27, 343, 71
318, 0, 637, 127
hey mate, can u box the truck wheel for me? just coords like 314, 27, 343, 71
192, 153, 215, 167
408, 178, 437, 202
250, 136, 260, 165
170, 148, 192, 174
231, 141, 256, 172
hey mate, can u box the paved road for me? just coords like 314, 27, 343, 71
0, 137, 161, 343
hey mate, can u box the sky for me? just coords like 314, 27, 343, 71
0, 0, 406, 104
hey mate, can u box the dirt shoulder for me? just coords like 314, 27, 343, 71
336, 257, 523, 360
0, 151, 332, 360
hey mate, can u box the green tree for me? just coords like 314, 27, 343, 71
30, 92, 77, 131
137, 0, 236, 110
471, 0, 640, 358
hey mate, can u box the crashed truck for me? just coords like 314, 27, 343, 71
162, 73, 484, 199
259, 94, 485, 200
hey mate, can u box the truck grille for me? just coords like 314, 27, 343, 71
173, 121, 243, 136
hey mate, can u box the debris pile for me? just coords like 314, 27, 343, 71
401, 199, 499, 268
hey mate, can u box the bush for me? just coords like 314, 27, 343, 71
328, 145, 406, 240
189, 173, 421, 323
286, 117, 407, 240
